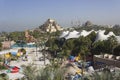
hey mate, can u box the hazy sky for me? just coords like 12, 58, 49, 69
0, 0, 120, 32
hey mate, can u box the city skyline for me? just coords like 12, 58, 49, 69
0, 0, 120, 32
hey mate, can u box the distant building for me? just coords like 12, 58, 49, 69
2, 41, 15, 49
84, 21, 93, 27
40, 19, 63, 33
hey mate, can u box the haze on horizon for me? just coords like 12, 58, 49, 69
0, 0, 120, 32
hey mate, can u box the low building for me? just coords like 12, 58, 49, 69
2, 41, 15, 49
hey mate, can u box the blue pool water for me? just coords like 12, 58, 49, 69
11, 52, 17, 56
11, 44, 36, 48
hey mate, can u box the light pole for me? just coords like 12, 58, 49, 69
35, 42, 38, 56
43, 41, 46, 65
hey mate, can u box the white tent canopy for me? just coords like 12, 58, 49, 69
65, 30, 80, 39
59, 30, 95, 39
59, 30, 120, 43
59, 31, 69, 38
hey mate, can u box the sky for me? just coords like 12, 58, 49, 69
0, 0, 120, 32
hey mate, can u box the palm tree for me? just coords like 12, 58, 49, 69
113, 45, 120, 56
0, 73, 9, 80
92, 41, 105, 55
0, 42, 2, 51
107, 36, 118, 54
22, 61, 66, 80
74, 36, 92, 59
88, 68, 120, 80
22, 64, 38, 80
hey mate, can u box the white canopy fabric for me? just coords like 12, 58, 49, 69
80, 30, 94, 37
95, 30, 108, 41
65, 30, 80, 39
95, 30, 119, 42
59, 30, 120, 43
59, 31, 69, 38
59, 30, 95, 39
59, 30, 95, 40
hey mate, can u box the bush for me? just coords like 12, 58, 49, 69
22, 62, 66, 80
86, 68, 120, 80
0, 64, 7, 70
0, 73, 9, 80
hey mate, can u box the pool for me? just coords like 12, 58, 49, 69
11, 43, 36, 48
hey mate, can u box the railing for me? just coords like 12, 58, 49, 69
94, 56, 120, 69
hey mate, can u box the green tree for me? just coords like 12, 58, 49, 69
80, 36, 91, 58
88, 68, 120, 80
92, 40, 105, 55
87, 31, 96, 43
113, 45, 120, 56
63, 39, 75, 50
0, 42, 2, 51
46, 38, 59, 58
0, 73, 9, 80
9, 31, 25, 41
104, 36, 118, 54
62, 38, 75, 57
22, 64, 37, 80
